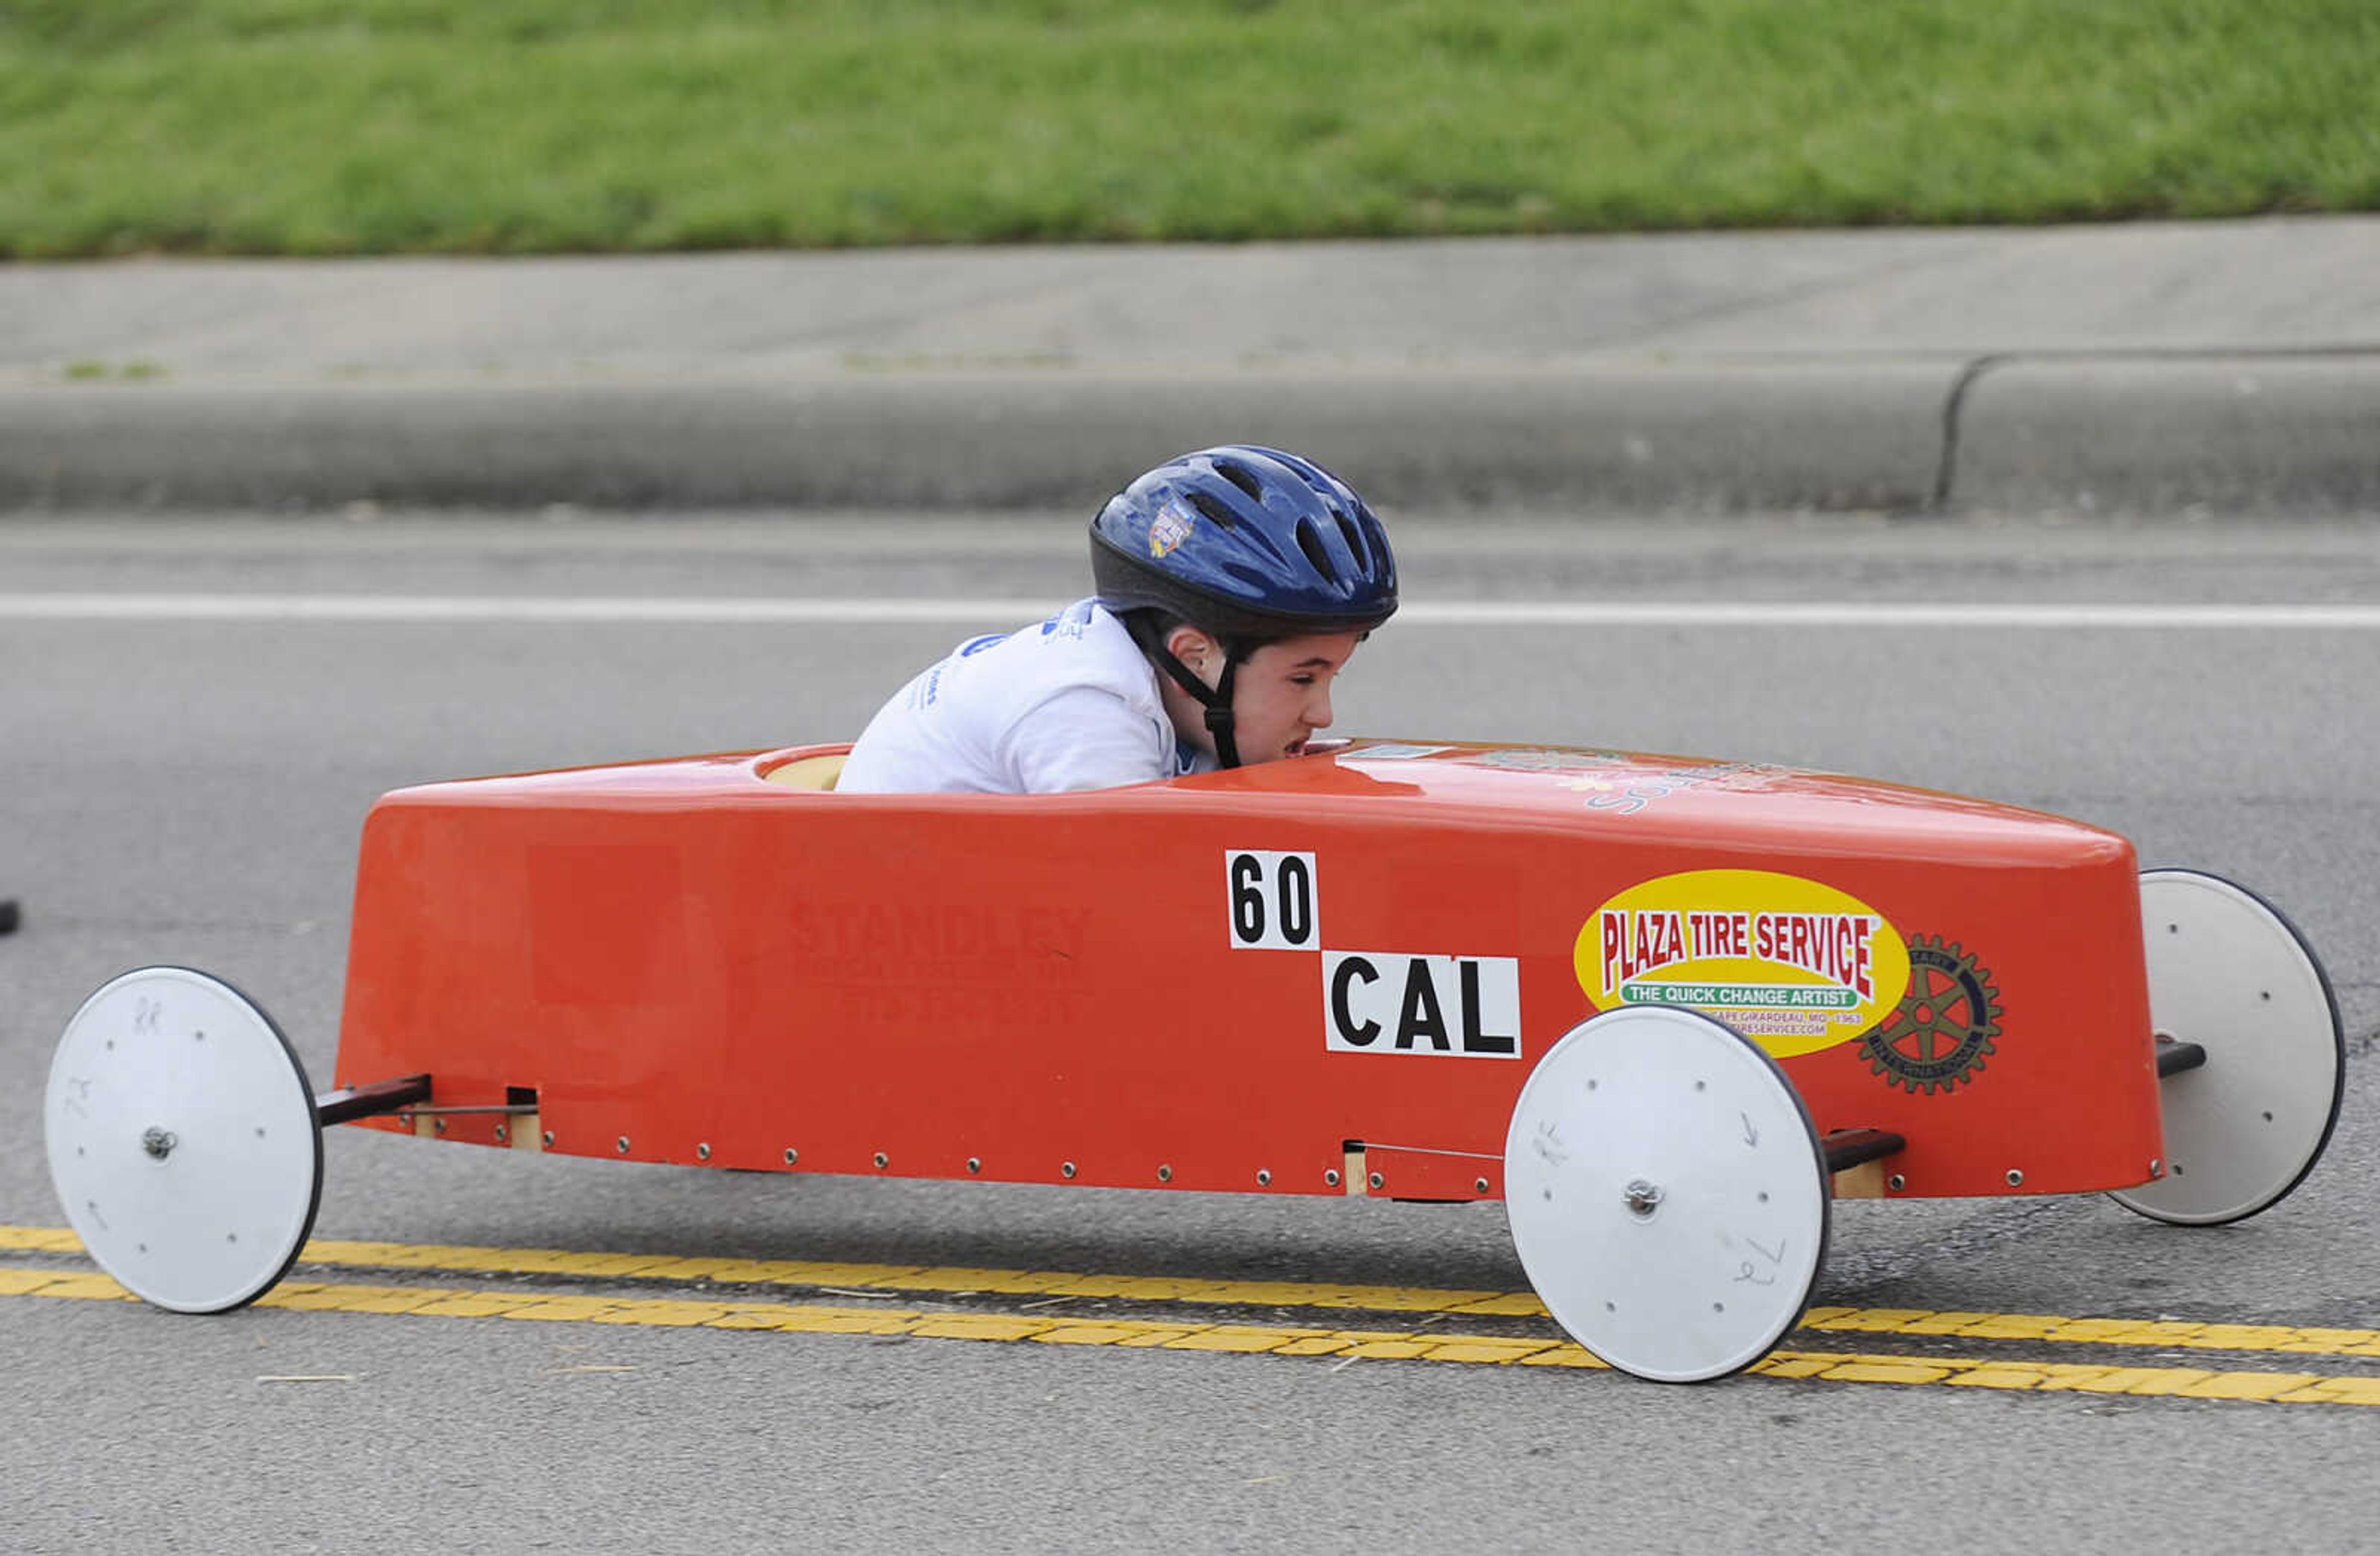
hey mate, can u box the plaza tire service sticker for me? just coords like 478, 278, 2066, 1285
1858, 935, 2004, 1094
1576, 869, 1911, 1059
1226, 849, 1522, 1058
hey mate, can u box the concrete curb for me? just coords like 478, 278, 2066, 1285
2, 355, 2373, 514
1947, 356, 2380, 514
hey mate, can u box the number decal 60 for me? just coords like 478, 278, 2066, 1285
1225, 851, 1318, 950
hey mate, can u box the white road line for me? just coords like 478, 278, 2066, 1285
0, 594, 1059, 624
2, 595, 2378, 630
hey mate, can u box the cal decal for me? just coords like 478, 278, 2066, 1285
1576, 869, 1911, 1058
1324, 952, 1522, 1057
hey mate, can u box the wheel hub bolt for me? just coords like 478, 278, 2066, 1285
141, 1127, 177, 1160
1623, 1178, 1664, 1218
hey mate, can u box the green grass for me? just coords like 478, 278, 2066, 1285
4, 0, 2376, 256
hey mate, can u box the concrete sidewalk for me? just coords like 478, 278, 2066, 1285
3, 216, 2376, 513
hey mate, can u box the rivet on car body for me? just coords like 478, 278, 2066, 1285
494, 1123, 508, 1144
784, 1147, 798, 1165
1368, 1171, 1385, 1191
2006, 1169, 2025, 1187
1061, 1161, 1077, 1179
542, 1130, 554, 1147
1158, 1164, 1173, 1183
2149, 1157, 2162, 1178
1256, 1169, 1272, 1187
1324, 1169, 1340, 1187
1887, 1173, 1906, 1191
874, 1152, 889, 1169
697, 1143, 712, 1162
615, 1136, 630, 1154
433, 1117, 446, 1134
966, 1157, 982, 1174
1474, 1177, 1490, 1194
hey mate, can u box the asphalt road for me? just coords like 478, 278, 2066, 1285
4, 511, 2378, 1554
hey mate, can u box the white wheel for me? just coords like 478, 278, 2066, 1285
44, 967, 323, 1312
1504, 1006, 1828, 1382
2109, 870, 2343, 1227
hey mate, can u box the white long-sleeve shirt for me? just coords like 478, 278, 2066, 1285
837, 599, 1214, 794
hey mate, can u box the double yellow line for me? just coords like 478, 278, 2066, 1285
6, 1224, 2377, 1405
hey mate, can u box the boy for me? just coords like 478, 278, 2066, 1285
837, 445, 1398, 793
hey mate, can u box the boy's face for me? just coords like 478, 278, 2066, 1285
1165, 627, 1365, 764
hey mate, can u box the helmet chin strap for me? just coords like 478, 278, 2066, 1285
1201, 656, 1243, 769
1127, 617, 1245, 769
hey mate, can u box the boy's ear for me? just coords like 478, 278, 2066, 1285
1163, 624, 1222, 675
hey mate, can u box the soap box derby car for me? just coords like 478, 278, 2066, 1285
46, 738, 2344, 1382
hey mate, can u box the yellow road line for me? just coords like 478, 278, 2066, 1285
1796, 1306, 2380, 1356
7, 1222, 2379, 1361
8, 1262, 2380, 1406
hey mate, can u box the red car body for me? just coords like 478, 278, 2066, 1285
332, 740, 2163, 1205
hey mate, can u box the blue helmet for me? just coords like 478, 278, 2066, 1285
1090, 445, 1398, 642
1090, 446, 1396, 769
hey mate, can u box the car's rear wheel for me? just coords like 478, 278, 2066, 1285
45, 966, 323, 1312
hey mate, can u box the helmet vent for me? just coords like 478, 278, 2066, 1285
1335, 514, 1367, 569
1186, 489, 1238, 528
1214, 459, 1267, 502
1294, 519, 1338, 583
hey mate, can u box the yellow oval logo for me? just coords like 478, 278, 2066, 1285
1575, 869, 1911, 1058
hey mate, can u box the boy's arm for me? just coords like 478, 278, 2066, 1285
1002, 686, 1175, 794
